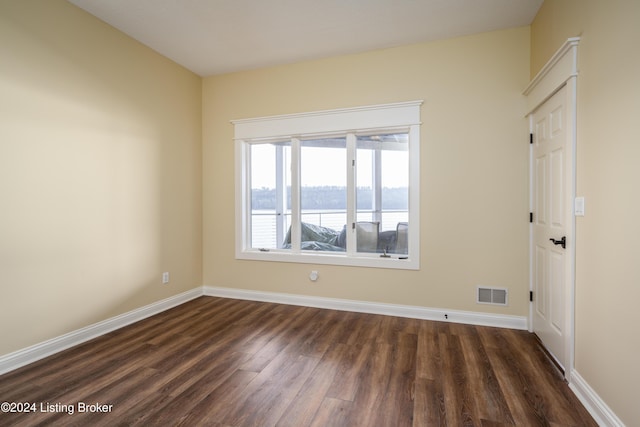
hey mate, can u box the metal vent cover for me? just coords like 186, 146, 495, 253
477, 287, 508, 306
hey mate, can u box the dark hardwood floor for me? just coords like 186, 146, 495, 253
0, 297, 596, 426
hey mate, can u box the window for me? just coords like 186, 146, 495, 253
234, 101, 421, 269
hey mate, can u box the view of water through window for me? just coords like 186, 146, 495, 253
250, 133, 409, 253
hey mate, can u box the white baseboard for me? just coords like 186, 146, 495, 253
203, 286, 528, 330
570, 370, 626, 427
0, 288, 203, 375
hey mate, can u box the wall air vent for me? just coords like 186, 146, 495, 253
477, 287, 508, 306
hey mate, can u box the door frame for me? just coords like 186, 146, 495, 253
524, 37, 580, 382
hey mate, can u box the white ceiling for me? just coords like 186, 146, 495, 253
68, 0, 543, 77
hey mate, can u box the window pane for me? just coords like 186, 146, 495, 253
298, 137, 347, 252
356, 133, 409, 254
250, 142, 291, 249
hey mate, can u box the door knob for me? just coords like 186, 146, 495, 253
549, 236, 566, 249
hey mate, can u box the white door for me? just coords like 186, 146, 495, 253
531, 84, 572, 371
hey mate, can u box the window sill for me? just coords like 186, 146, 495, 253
236, 249, 419, 270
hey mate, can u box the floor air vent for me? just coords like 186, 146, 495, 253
477, 287, 508, 306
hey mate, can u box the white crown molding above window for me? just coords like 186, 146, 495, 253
232, 100, 423, 140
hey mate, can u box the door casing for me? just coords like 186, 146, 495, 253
524, 38, 579, 382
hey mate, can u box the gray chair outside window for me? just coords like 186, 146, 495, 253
396, 222, 409, 255
356, 222, 379, 253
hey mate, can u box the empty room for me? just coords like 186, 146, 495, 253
1, 0, 638, 425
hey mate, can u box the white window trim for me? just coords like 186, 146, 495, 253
233, 101, 422, 270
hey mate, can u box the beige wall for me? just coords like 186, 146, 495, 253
203, 27, 530, 316
0, 1, 202, 355
532, 1, 640, 425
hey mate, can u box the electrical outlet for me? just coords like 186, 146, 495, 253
162, 272, 170, 284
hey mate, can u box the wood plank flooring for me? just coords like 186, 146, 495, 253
0, 297, 596, 426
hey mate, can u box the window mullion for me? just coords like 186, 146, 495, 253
241, 141, 252, 251
407, 124, 420, 259
346, 133, 357, 255
373, 147, 382, 224
290, 138, 301, 252
275, 145, 286, 248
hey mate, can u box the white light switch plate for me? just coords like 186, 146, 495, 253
574, 197, 585, 216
